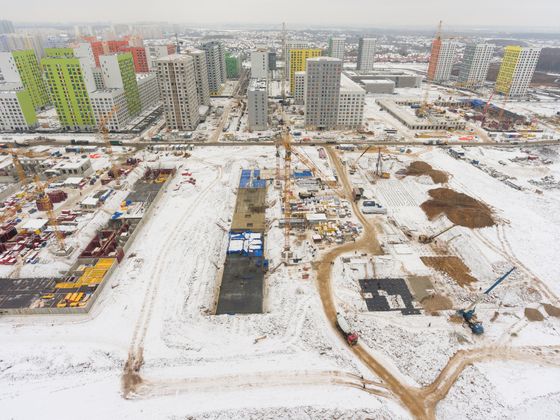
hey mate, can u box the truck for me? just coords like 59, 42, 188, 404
110, 140, 123, 146
336, 312, 358, 346
352, 187, 363, 202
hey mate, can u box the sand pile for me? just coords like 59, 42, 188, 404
404, 161, 449, 184
421, 188, 495, 228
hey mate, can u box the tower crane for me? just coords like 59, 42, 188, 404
33, 175, 69, 255
282, 128, 292, 260
98, 105, 121, 187
280, 22, 287, 102
458, 267, 516, 335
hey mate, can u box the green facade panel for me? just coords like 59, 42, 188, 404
11, 50, 50, 110
16, 89, 38, 126
45, 48, 75, 58
225, 53, 241, 79
42, 57, 96, 131
118, 53, 141, 117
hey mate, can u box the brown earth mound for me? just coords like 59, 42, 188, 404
543, 304, 560, 318
421, 256, 477, 287
421, 293, 453, 313
404, 161, 449, 184
421, 188, 495, 228
525, 307, 545, 321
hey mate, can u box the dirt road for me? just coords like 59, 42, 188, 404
316, 147, 560, 419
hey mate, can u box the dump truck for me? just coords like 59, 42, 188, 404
336, 312, 359, 346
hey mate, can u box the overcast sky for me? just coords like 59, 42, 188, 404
5, 0, 560, 28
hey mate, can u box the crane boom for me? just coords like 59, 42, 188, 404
464, 267, 516, 312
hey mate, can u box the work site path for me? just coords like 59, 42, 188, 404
122, 159, 224, 397
317, 147, 560, 419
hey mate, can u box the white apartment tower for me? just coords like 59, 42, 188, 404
357, 38, 376, 71
459, 43, 495, 87
294, 71, 306, 105
251, 49, 269, 79
337, 75, 365, 129
305, 57, 342, 130
186, 49, 211, 106
496, 46, 541, 97
156, 54, 200, 131
329, 37, 345, 61
429, 40, 457, 82
201, 41, 226, 95
247, 78, 268, 131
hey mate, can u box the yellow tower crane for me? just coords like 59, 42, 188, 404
33, 175, 70, 255
98, 106, 121, 186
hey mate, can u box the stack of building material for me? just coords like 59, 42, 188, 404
227, 231, 264, 257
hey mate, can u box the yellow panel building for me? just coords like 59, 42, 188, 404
289, 49, 321, 93
495, 46, 541, 97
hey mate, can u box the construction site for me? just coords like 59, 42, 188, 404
2, 34, 560, 420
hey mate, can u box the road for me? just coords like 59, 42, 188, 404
14, 138, 560, 149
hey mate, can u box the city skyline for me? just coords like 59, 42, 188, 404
3, 0, 560, 28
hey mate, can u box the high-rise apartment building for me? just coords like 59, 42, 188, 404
145, 44, 175, 71
185, 49, 210, 107
284, 41, 309, 69
251, 49, 269, 79
289, 48, 321, 93
247, 78, 268, 131
427, 40, 457, 82
89, 88, 130, 131
0, 34, 44, 60
119, 46, 149, 73
225, 52, 242, 79
329, 37, 345, 61
496, 46, 541, 97
337, 75, 365, 129
294, 71, 306, 105
201, 41, 226, 95
268, 52, 277, 71
100, 53, 141, 117
73, 43, 97, 68
42, 53, 97, 131
305, 57, 342, 130
459, 43, 495, 88
0, 82, 37, 131
156, 54, 200, 131
0, 21, 15, 35
357, 38, 376, 71
0, 50, 50, 110
137, 73, 160, 111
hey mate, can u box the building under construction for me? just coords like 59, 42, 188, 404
216, 169, 268, 315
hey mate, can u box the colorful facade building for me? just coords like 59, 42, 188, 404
119, 46, 149, 73
0, 50, 50, 110
0, 82, 38, 131
289, 48, 321, 93
225, 52, 242, 79
100, 53, 141, 117
496, 46, 541, 97
42, 53, 97, 131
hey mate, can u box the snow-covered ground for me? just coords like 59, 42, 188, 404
2, 144, 560, 419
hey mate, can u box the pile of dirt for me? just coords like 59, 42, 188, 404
421, 293, 453, 313
421, 256, 477, 287
404, 161, 449, 184
543, 303, 560, 318
421, 188, 495, 228
524, 307, 545, 321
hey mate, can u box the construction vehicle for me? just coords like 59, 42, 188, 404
418, 224, 458, 244
336, 312, 359, 346
458, 267, 516, 335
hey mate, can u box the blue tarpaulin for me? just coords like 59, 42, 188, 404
294, 170, 312, 178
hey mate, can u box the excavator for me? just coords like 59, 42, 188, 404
458, 267, 516, 335
418, 224, 458, 244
